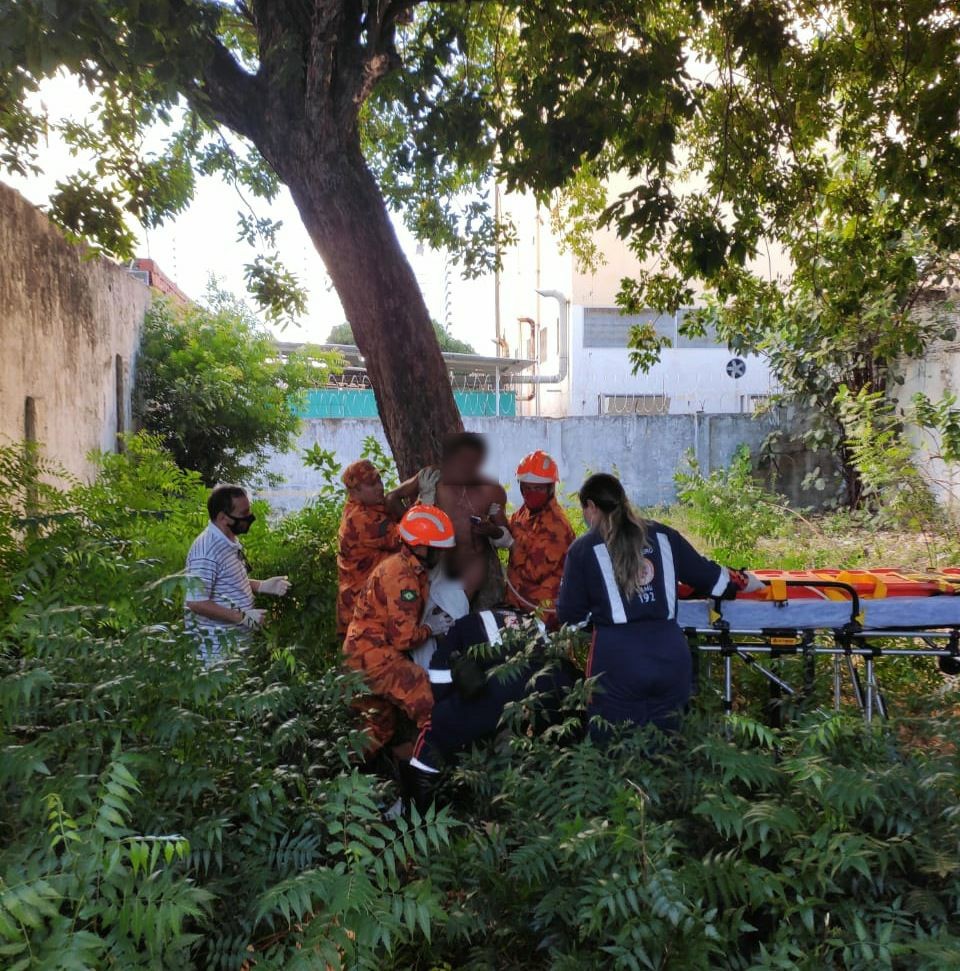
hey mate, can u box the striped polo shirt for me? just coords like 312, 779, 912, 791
184, 522, 254, 657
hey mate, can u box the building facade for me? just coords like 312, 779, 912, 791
495, 182, 775, 417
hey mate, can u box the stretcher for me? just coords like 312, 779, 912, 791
678, 570, 960, 722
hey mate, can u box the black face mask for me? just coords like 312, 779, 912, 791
226, 513, 256, 535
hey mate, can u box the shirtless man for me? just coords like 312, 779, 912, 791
387, 432, 512, 608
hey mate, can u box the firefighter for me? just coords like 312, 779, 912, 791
557, 473, 764, 740
505, 450, 575, 621
343, 504, 456, 755
336, 460, 401, 638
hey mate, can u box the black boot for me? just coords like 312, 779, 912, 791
398, 760, 440, 817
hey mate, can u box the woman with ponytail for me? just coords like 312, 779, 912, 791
557, 473, 763, 738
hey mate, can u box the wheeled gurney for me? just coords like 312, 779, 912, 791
678, 570, 960, 722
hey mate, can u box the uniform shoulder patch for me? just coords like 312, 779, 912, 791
400, 589, 418, 602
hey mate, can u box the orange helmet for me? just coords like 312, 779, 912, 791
516, 450, 560, 484
399, 504, 456, 548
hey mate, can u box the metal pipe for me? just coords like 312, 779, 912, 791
695, 644, 954, 657
515, 317, 538, 402
506, 290, 570, 386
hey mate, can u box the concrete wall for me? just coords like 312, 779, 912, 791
262, 412, 818, 513
898, 332, 960, 510
0, 182, 151, 482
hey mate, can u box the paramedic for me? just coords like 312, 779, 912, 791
403, 609, 578, 811
557, 473, 763, 738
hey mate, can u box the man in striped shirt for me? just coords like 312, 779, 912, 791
184, 485, 291, 662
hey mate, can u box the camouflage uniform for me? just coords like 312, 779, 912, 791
343, 546, 435, 753
336, 499, 400, 636
506, 498, 575, 615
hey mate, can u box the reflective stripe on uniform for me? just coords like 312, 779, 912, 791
479, 610, 502, 645
657, 533, 677, 620
710, 566, 730, 598
593, 544, 628, 624
429, 668, 453, 683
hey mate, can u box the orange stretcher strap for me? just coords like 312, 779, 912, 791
769, 577, 788, 603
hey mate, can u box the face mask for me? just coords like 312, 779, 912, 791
523, 490, 551, 512
227, 513, 256, 535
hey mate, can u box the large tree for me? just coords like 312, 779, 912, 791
4, 1, 960, 481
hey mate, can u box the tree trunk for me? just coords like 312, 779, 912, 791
279, 147, 463, 479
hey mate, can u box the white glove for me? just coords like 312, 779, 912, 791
259, 576, 291, 597
240, 608, 267, 630
426, 611, 453, 637
418, 467, 442, 505
742, 572, 767, 594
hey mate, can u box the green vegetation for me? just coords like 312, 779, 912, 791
1, 438, 959, 968
134, 287, 339, 486
326, 320, 477, 356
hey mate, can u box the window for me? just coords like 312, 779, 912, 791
583, 308, 675, 348
600, 394, 670, 416
741, 394, 770, 414
583, 307, 726, 349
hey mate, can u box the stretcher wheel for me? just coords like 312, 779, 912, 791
938, 654, 960, 677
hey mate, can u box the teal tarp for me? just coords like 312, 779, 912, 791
299, 388, 516, 419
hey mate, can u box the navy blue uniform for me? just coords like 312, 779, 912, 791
557, 523, 731, 737
412, 610, 577, 771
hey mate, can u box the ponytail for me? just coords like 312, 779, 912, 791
579, 473, 650, 598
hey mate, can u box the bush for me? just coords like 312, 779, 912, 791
3, 438, 960, 968
134, 285, 340, 486
674, 446, 788, 565
0, 438, 457, 968
407, 708, 960, 969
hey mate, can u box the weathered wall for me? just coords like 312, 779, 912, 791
898, 333, 960, 510
0, 182, 151, 481
262, 412, 822, 512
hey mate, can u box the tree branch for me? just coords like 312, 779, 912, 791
197, 37, 266, 142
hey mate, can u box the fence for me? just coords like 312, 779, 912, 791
261, 411, 825, 513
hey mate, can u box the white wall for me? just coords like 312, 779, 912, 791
261, 412, 791, 513
566, 306, 773, 416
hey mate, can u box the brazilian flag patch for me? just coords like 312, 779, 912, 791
400, 589, 418, 602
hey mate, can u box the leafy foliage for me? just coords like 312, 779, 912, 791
674, 446, 788, 565
405, 703, 960, 969
133, 286, 339, 486
327, 319, 476, 355
3, 436, 960, 967
628, 158, 960, 507
0, 437, 457, 968
836, 386, 941, 531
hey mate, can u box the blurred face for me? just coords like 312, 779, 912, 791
352, 477, 385, 505
520, 483, 552, 512
442, 445, 485, 485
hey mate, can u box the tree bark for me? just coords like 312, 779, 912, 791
277, 147, 464, 479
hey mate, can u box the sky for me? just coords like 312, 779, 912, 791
5, 74, 497, 353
